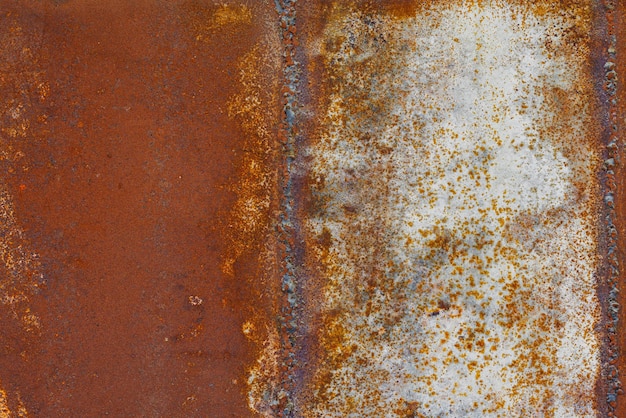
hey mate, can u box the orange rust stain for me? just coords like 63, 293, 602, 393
0, 7, 45, 343
221, 42, 280, 278
0, 383, 28, 418
217, 11, 285, 415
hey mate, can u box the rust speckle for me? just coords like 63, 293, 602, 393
295, 0, 604, 416
0, 381, 28, 418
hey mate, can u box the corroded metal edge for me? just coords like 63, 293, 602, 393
263, 1, 302, 417
601, 2, 621, 416
610, 1, 626, 416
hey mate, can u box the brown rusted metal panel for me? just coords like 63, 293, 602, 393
0, 1, 282, 416
0, 0, 623, 416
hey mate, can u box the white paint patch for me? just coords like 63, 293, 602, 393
306, 3, 600, 417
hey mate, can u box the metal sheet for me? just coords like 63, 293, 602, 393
0, 0, 621, 416
0, 1, 282, 416
290, 1, 606, 416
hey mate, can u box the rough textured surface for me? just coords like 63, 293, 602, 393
294, 1, 604, 416
0, 0, 620, 417
0, 1, 281, 416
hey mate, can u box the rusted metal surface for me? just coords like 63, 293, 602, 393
289, 1, 610, 416
611, 1, 626, 416
0, 1, 282, 416
0, 0, 623, 417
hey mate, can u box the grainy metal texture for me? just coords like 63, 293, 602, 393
610, 1, 626, 416
288, 1, 608, 416
0, 0, 621, 417
0, 1, 282, 416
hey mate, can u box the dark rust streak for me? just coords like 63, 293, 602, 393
613, 1, 626, 416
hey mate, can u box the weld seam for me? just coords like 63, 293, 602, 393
603, 0, 622, 415
274, 0, 300, 417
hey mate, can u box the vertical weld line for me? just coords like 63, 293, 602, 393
275, 1, 299, 417
603, 0, 621, 415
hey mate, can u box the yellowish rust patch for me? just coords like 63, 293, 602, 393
0, 384, 28, 418
226, 44, 282, 415
303, 1, 600, 416
222, 41, 279, 279
0, 124, 42, 335
213, 4, 252, 28
0, 9, 47, 336
0, 13, 44, 417
183, 2, 253, 41
0, 389, 9, 418
213, 15, 283, 415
